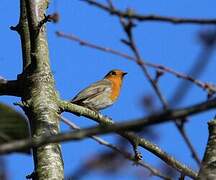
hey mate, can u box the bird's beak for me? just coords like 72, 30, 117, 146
122, 72, 128, 76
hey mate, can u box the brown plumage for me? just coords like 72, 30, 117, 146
71, 69, 127, 111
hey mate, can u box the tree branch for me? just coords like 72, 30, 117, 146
60, 98, 216, 129
58, 99, 216, 177
24, 0, 38, 31
56, 31, 216, 95
82, 0, 216, 25
0, 114, 197, 178
4, 95, 214, 177
59, 2, 216, 173
59, 98, 216, 177
16, 0, 31, 71
0, 79, 21, 97
198, 117, 216, 179
117, 13, 202, 167
119, 17, 169, 109
17, 0, 64, 179
61, 116, 172, 180
3, 98, 210, 177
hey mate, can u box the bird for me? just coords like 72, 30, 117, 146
71, 69, 127, 111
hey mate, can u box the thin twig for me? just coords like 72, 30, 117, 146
1, 97, 216, 176
176, 122, 201, 165
119, 17, 169, 109
56, 31, 216, 95
170, 44, 216, 104
62, 101, 201, 178
0, 101, 199, 178
82, 0, 216, 25
57, 10, 208, 167
59, 100, 215, 178
119, 16, 201, 166
61, 116, 172, 180
60, 0, 213, 173
107, 0, 202, 167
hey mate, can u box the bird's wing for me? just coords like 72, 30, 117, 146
71, 79, 112, 103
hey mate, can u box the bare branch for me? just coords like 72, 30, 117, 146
24, 0, 38, 30
61, 116, 172, 180
60, 98, 216, 130
198, 118, 216, 179
176, 122, 201, 166
0, 109, 197, 178
119, 17, 168, 109
82, 0, 216, 25
0, 79, 21, 97
58, 1, 215, 169
59, 99, 216, 177
104, 0, 203, 165
18, 0, 64, 179
2, 98, 212, 177
118, 14, 205, 166
56, 31, 216, 95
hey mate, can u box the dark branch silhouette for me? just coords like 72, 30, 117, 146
82, 0, 216, 25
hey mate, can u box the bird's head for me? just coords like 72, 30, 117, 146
104, 69, 127, 80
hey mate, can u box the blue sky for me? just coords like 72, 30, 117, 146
1, 0, 216, 179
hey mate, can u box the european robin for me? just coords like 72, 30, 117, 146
71, 69, 127, 111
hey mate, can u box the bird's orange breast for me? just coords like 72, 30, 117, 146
106, 76, 123, 101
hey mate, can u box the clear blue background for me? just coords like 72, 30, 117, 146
1, 0, 216, 179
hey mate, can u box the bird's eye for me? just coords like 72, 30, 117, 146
110, 71, 116, 75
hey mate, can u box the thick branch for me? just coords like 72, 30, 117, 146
0, 114, 197, 178
18, 0, 64, 179
59, 100, 216, 178
61, 98, 216, 128
18, 0, 32, 70
5, 96, 213, 177
61, 117, 172, 180
83, 0, 216, 25
0, 80, 21, 97
59, 98, 216, 176
198, 118, 216, 179
24, 0, 45, 69
24, 0, 38, 30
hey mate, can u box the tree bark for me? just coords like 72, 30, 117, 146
16, 0, 64, 179
198, 118, 216, 180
